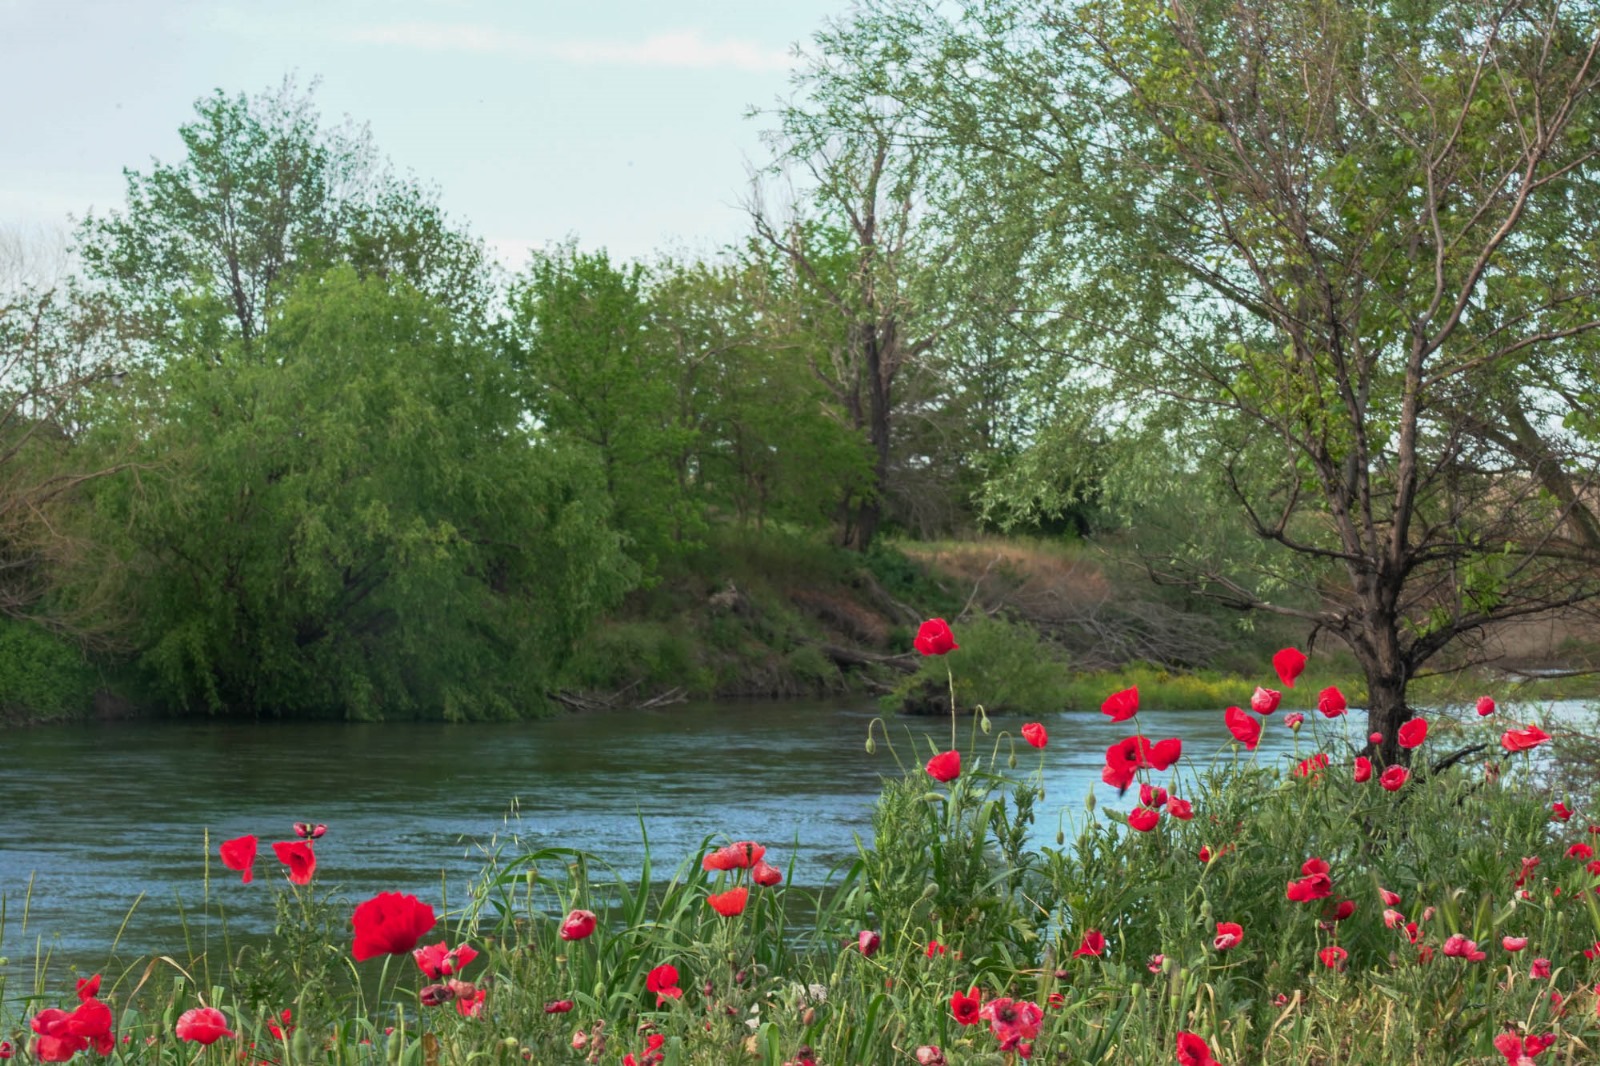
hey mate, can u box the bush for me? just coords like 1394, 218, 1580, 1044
888, 617, 1071, 715
0, 618, 97, 721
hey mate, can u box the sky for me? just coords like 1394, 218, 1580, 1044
0, 0, 857, 268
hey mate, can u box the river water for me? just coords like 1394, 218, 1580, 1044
0, 695, 1577, 985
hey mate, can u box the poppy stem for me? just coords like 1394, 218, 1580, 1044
946, 662, 957, 752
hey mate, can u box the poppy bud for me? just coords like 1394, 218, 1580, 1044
802, 1008, 816, 1026
419, 983, 454, 1007
1008, 753, 1017, 768
1056, 828, 1065, 846
1085, 785, 1097, 813
979, 707, 991, 735
865, 736, 876, 754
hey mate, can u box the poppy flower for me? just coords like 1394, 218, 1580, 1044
0, 1041, 11, 1060
1383, 908, 1405, 928
1553, 802, 1574, 821
1175, 1031, 1219, 1066
1294, 753, 1329, 778
1323, 899, 1355, 922
926, 940, 947, 957
419, 983, 454, 1007
1166, 796, 1193, 820
1476, 696, 1496, 716
645, 964, 683, 1005
453, 986, 485, 1018
31, 999, 114, 1062
1198, 845, 1213, 863
1531, 957, 1552, 979
1284, 712, 1305, 731
272, 841, 316, 885
558, 909, 597, 941
978, 998, 1043, 1048
1494, 1033, 1555, 1065
1569, 843, 1594, 860
1047, 992, 1064, 1008
1379, 887, 1401, 906
858, 930, 881, 956
1318, 945, 1348, 970
1379, 765, 1410, 791
1072, 929, 1105, 957
1128, 807, 1160, 832
219, 835, 257, 884
1442, 934, 1486, 961
1317, 686, 1347, 717
708, 888, 749, 916
950, 986, 982, 1025
1273, 647, 1307, 687
1502, 725, 1552, 752
913, 619, 959, 656
1503, 936, 1528, 952
926, 750, 961, 782
544, 1000, 574, 1014
1101, 686, 1138, 722
266, 1009, 293, 1040
293, 822, 327, 840
1139, 783, 1168, 807
1287, 858, 1332, 902
1397, 718, 1428, 749
1148, 954, 1166, 972
751, 859, 783, 887
1368, 731, 1383, 745
351, 892, 438, 961
1213, 922, 1243, 951
1021, 722, 1048, 748
75, 976, 100, 1003
702, 841, 765, 870
1225, 706, 1261, 750
412, 942, 479, 979
1250, 687, 1281, 714
175, 1008, 235, 1046
1149, 737, 1183, 770
1353, 756, 1372, 783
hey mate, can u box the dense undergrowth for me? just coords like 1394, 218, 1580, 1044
3, 631, 1598, 1065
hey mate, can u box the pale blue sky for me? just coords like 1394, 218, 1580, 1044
0, 0, 855, 265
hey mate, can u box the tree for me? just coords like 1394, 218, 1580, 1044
807, 0, 1600, 761
88, 269, 631, 719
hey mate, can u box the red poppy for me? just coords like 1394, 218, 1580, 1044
1148, 737, 1182, 770
751, 859, 783, 887
219, 835, 257, 884
1494, 1033, 1555, 1065
544, 1000, 574, 1014
453, 986, 485, 1018
914, 619, 959, 656
926, 750, 961, 782
1318, 945, 1348, 970
645, 964, 683, 1005
75, 976, 100, 1003
293, 822, 327, 840
926, 940, 946, 957
1317, 686, 1347, 717
702, 841, 765, 870
1397, 718, 1428, 749
1476, 696, 1496, 716
1175, 1031, 1219, 1066
1166, 796, 1193, 820
30, 998, 114, 1062
1101, 687, 1139, 722
1284, 712, 1305, 731
351, 892, 438, 961
1213, 922, 1243, 951
1294, 753, 1329, 778
175, 1008, 235, 1046
1287, 857, 1333, 902
1368, 731, 1383, 744
1570, 843, 1595, 860
1139, 783, 1168, 807
858, 930, 881, 956
267, 1009, 293, 1040
1021, 722, 1048, 749
1072, 929, 1105, 957
1273, 647, 1307, 687
1442, 934, 1486, 961
1353, 756, 1372, 783
1503, 936, 1528, 952
1379, 887, 1401, 905
419, 983, 454, 1008
1323, 899, 1355, 922
950, 986, 982, 1025
1531, 957, 1552, 978
1250, 687, 1281, 715
708, 888, 749, 916
1502, 725, 1552, 753
0, 1041, 11, 1060
1225, 706, 1261, 750
1128, 807, 1160, 832
559, 909, 597, 941
272, 841, 316, 885
1554, 802, 1574, 821
1198, 845, 1213, 863
413, 942, 479, 979
1379, 765, 1410, 791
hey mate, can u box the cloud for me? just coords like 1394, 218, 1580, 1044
347, 22, 795, 73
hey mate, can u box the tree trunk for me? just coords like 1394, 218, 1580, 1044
1354, 619, 1414, 767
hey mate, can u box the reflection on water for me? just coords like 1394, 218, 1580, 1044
0, 696, 1385, 978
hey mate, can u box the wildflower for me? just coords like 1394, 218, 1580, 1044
267, 1009, 293, 1040
708, 888, 749, 917
1369, 731, 1384, 744
1442, 934, 1486, 961
1531, 958, 1552, 979
1072, 929, 1105, 957
950, 986, 982, 1025
1319, 945, 1348, 970
453, 987, 485, 1018
559, 909, 597, 941
1503, 937, 1528, 952
913, 619, 959, 656
30, 998, 114, 1062
1383, 909, 1405, 929
1569, 844, 1594, 860
1149, 737, 1183, 769
1021, 722, 1048, 748
1128, 807, 1160, 832
1225, 706, 1262, 750
350, 892, 437, 961
1047, 991, 1065, 1008
978, 998, 1043, 1051
703, 841, 766, 870
219, 835, 258, 884
1323, 899, 1355, 922
1294, 753, 1329, 778
271, 841, 316, 885
1273, 647, 1307, 687
570, 1030, 589, 1051
1101, 686, 1138, 722
1167, 796, 1193, 820
413, 942, 479, 979
1139, 783, 1168, 808
1353, 756, 1372, 783
1286, 858, 1333, 902
1213, 922, 1243, 951
1148, 954, 1166, 973
857, 930, 881, 957
175, 1008, 236, 1045
0, 1041, 11, 1059
1317, 686, 1347, 717
1175, 1030, 1220, 1066
1251, 687, 1282, 715
925, 941, 946, 958
1477, 696, 1496, 716
1515, 857, 1541, 887
293, 822, 327, 839
1284, 712, 1305, 731
915, 1047, 947, 1066
1503, 725, 1552, 752
418, 984, 454, 1007
75, 976, 100, 1002
1553, 802, 1574, 821
1198, 846, 1214, 864
925, 750, 961, 783
645, 964, 683, 1006
543, 1000, 574, 1014
1379, 887, 1401, 906
1398, 718, 1428, 749
1379, 765, 1410, 791
1493, 1032, 1555, 1065
752, 860, 783, 887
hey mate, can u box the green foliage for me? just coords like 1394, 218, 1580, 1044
85, 269, 633, 719
0, 617, 97, 720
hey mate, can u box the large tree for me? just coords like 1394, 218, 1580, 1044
807, 0, 1600, 761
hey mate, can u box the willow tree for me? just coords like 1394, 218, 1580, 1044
809, 0, 1600, 761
